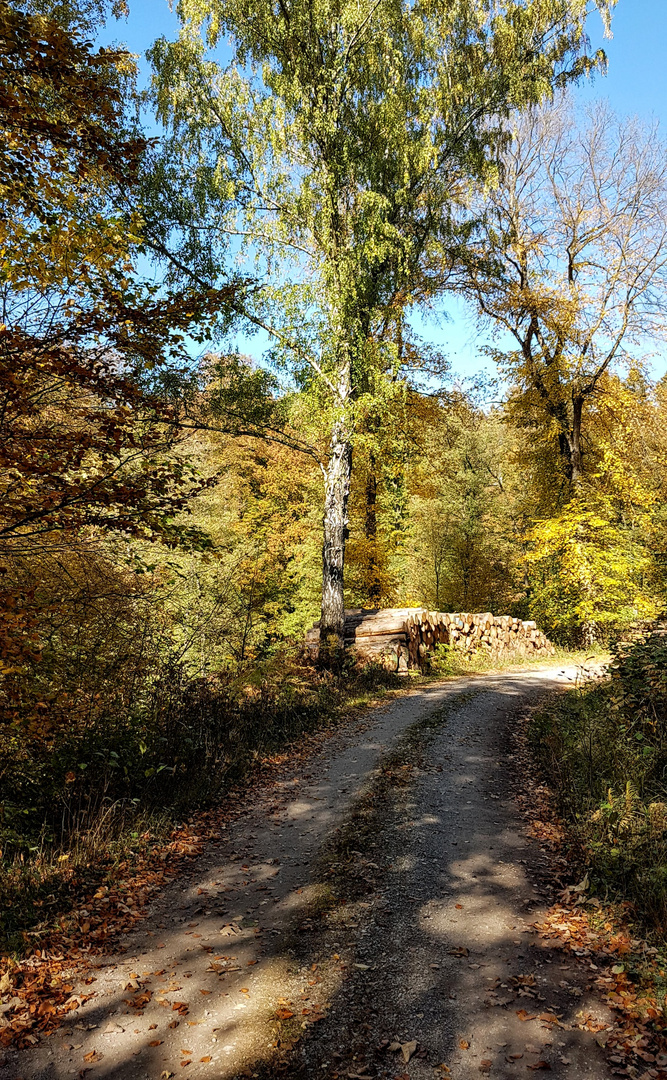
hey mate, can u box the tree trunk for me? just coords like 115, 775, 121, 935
364, 456, 381, 605
320, 415, 353, 658
568, 396, 584, 482
561, 395, 584, 483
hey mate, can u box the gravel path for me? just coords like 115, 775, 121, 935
1, 665, 612, 1080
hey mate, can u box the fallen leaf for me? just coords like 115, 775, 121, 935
200, 1057, 211, 1064
83, 1050, 103, 1063
401, 1040, 417, 1063
516, 1010, 537, 1021
459, 1040, 470, 1050
527, 1063, 551, 1071
148, 1040, 162, 1047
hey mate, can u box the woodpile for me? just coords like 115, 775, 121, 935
306, 608, 554, 670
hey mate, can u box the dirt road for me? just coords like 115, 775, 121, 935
2, 665, 613, 1080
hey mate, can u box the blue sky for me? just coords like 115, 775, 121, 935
104, 0, 667, 382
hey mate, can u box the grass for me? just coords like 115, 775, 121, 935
528, 632, 667, 932
425, 641, 604, 677
0, 804, 174, 956
316, 690, 477, 908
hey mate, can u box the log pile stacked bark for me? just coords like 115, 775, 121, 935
306, 608, 554, 670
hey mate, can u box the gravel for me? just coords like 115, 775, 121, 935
1, 665, 612, 1080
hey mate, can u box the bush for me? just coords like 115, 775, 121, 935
530, 632, 667, 928
0, 650, 399, 947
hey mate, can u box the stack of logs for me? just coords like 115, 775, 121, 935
306, 608, 554, 670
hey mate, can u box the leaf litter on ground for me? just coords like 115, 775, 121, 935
515, 707, 667, 1080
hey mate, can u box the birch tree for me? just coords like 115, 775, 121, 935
147, 0, 614, 655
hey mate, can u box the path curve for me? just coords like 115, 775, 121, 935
1, 665, 611, 1080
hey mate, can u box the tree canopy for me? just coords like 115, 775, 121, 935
145, 0, 616, 651
465, 98, 667, 487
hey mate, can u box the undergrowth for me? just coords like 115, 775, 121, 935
529, 632, 667, 930
0, 651, 400, 952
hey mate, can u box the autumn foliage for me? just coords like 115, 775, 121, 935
0, 0, 251, 884
5, 4, 667, 1066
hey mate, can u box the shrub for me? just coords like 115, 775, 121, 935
0, 649, 399, 947
530, 632, 667, 928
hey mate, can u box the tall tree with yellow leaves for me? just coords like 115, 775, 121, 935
147, 0, 615, 658
466, 98, 667, 489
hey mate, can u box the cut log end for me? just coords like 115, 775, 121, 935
306, 608, 554, 670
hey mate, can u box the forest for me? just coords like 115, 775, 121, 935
6, 1, 667, 1071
